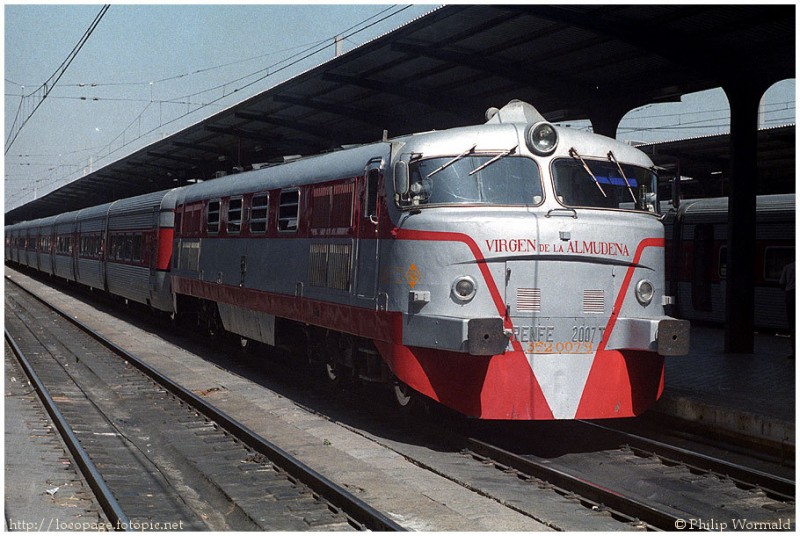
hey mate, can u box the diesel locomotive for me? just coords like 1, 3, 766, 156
6, 100, 690, 420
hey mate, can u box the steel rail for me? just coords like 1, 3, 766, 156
5, 329, 132, 532
579, 420, 795, 500
466, 437, 682, 531
6, 277, 405, 532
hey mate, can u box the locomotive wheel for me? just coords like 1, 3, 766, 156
202, 302, 223, 339
392, 380, 419, 412
168, 310, 183, 328
207, 316, 222, 338
324, 334, 356, 387
324, 360, 341, 384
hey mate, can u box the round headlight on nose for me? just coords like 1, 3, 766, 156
635, 279, 654, 306
452, 276, 477, 302
526, 122, 558, 155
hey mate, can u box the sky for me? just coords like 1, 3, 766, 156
4, 3, 437, 211
4, 4, 796, 213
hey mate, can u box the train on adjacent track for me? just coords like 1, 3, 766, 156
663, 193, 795, 332
6, 100, 691, 420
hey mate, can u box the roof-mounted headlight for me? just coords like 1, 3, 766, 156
526, 122, 558, 155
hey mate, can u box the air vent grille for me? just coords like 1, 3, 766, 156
517, 288, 541, 313
583, 289, 605, 313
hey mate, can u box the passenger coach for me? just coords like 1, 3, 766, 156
665, 194, 795, 331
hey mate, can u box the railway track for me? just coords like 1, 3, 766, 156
464, 421, 795, 531
4, 339, 113, 531
5, 277, 403, 531
578, 420, 794, 499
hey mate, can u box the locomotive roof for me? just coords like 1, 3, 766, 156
395, 111, 654, 170
174, 141, 393, 204
7, 113, 657, 230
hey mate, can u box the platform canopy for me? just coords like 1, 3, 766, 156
639, 124, 796, 199
5, 4, 794, 224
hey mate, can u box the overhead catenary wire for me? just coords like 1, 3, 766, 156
161, 5, 411, 105
49, 5, 406, 100
85, 7, 413, 168
5, 5, 111, 155
5, 5, 416, 210
55, 37, 330, 89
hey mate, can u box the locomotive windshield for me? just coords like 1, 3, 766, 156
552, 157, 658, 213
404, 155, 543, 206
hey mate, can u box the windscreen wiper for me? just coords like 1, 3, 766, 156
607, 150, 637, 204
569, 147, 607, 198
426, 143, 477, 178
468, 144, 518, 176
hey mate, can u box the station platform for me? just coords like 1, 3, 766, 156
655, 325, 795, 454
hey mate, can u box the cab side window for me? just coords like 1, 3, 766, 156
278, 190, 299, 232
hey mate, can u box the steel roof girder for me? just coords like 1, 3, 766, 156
513, 5, 791, 81
146, 151, 203, 166
322, 72, 466, 116
271, 94, 398, 128
234, 111, 342, 143
389, 41, 612, 106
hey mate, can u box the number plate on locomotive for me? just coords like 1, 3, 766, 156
509, 323, 606, 354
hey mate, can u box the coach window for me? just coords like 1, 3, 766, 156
123, 235, 133, 261
692, 224, 713, 311
250, 193, 269, 233
174, 210, 183, 234
765, 247, 795, 282
132, 235, 143, 262
207, 200, 221, 234
228, 197, 243, 234
278, 189, 299, 232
